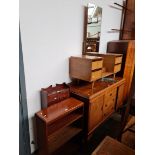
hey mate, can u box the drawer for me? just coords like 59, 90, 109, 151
91, 70, 102, 81
114, 64, 121, 73
58, 89, 70, 102
47, 92, 59, 105
92, 60, 103, 70
104, 89, 116, 106
115, 56, 122, 64
103, 105, 114, 119
105, 88, 117, 99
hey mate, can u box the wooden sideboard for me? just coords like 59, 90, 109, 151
69, 77, 125, 140
35, 97, 84, 155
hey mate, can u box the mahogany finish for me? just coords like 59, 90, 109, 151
35, 97, 84, 155
41, 83, 70, 109
69, 78, 125, 139
92, 136, 134, 155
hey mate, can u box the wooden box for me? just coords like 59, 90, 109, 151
41, 83, 70, 109
69, 55, 103, 82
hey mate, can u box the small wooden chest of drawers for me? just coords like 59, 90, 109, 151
69, 55, 103, 82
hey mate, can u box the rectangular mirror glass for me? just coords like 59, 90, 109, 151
83, 3, 102, 53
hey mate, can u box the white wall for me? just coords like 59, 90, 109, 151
20, 0, 122, 153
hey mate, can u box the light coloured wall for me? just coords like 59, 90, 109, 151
20, 0, 122, 153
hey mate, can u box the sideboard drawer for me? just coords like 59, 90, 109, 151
114, 64, 121, 73
92, 60, 103, 70
115, 56, 122, 64
91, 70, 102, 81
103, 105, 114, 119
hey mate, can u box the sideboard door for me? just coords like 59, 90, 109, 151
88, 95, 104, 132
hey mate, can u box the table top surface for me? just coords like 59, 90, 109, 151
36, 97, 83, 124
69, 77, 125, 99
92, 136, 135, 155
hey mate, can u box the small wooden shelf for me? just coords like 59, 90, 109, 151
48, 126, 82, 153
47, 112, 83, 136
35, 97, 84, 155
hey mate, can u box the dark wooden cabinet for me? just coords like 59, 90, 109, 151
35, 97, 84, 155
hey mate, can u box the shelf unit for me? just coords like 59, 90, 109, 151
35, 97, 84, 155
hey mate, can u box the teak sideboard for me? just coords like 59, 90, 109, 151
69, 77, 125, 140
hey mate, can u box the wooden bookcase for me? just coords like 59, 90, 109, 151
35, 97, 84, 155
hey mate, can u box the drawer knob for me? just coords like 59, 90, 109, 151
54, 97, 57, 100
110, 93, 112, 96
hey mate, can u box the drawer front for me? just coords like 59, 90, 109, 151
48, 93, 59, 105
114, 64, 121, 73
58, 89, 70, 102
91, 70, 102, 81
103, 88, 117, 118
103, 105, 114, 119
115, 56, 122, 64
91, 60, 103, 70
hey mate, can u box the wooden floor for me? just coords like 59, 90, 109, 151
34, 113, 135, 155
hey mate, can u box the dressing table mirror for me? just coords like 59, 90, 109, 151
83, 3, 102, 53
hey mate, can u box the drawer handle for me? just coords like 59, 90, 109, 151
110, 93, 112, 96
105, 104, 107, 107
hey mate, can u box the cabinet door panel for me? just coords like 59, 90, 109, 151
116, 84, 124, 109
88, 95, 104, 132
